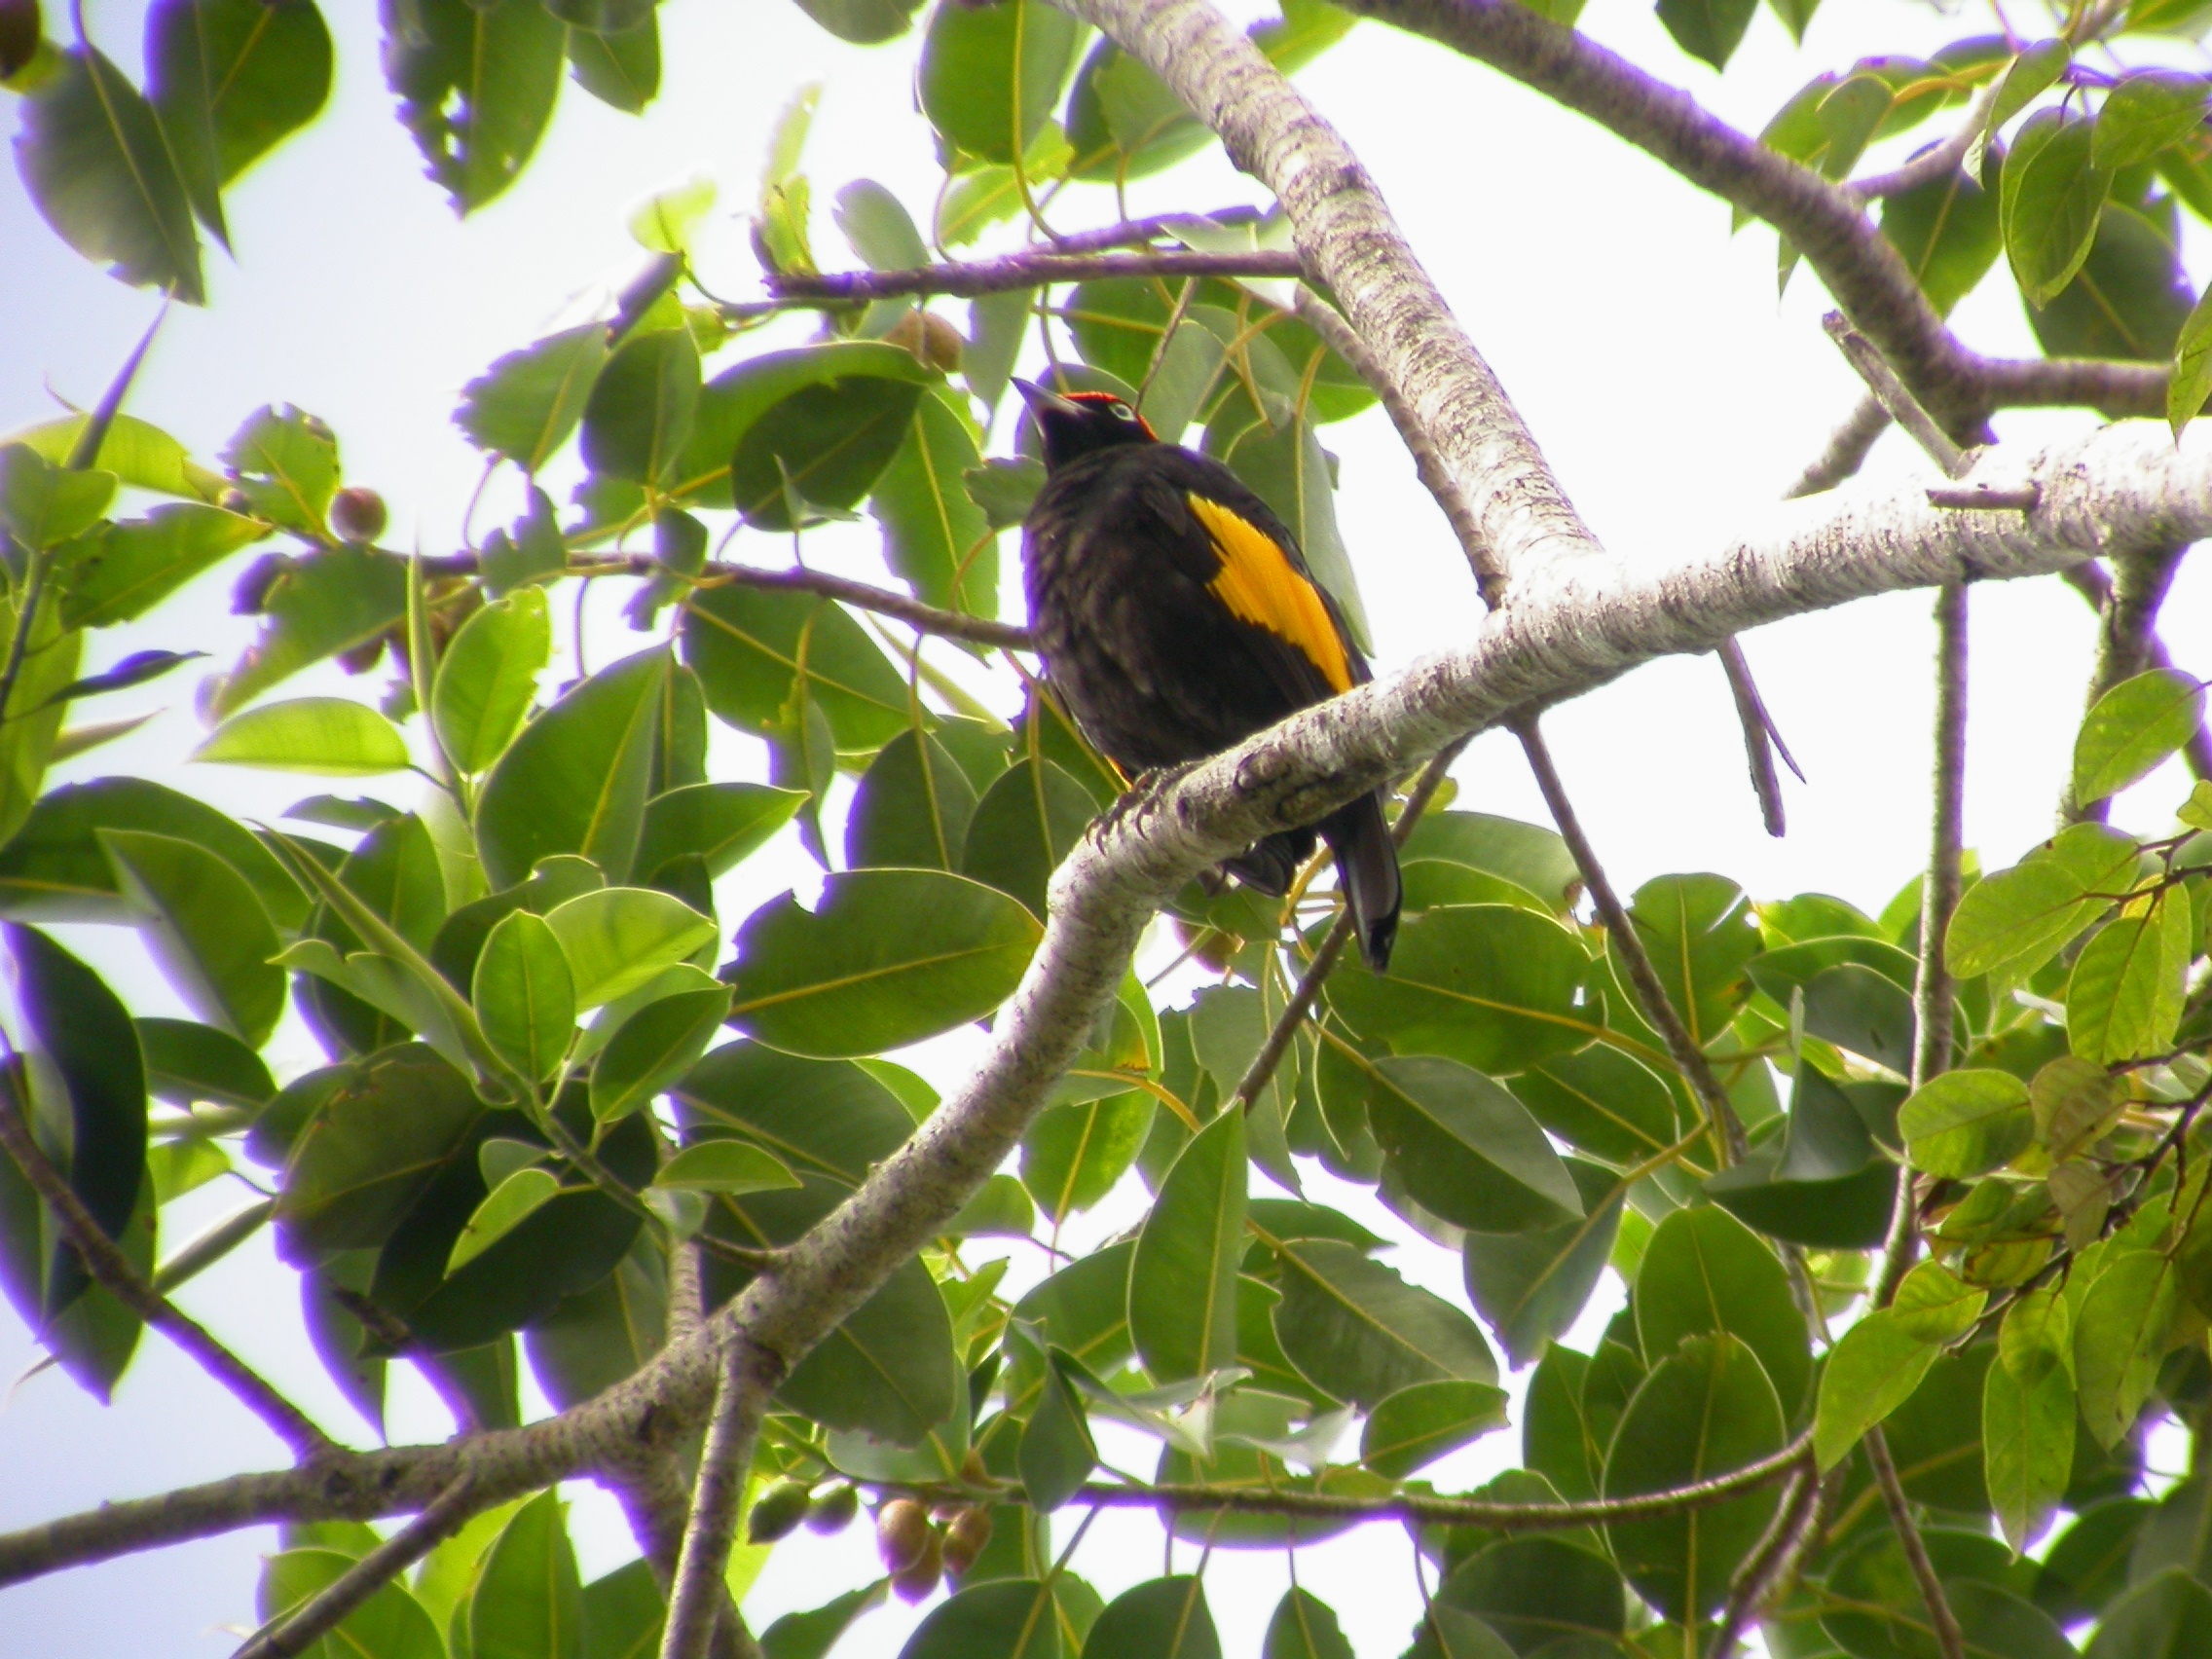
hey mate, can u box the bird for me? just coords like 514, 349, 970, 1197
1013, 377, 1400, 972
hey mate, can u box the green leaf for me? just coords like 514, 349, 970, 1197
384, 0, 566, 213
2168, 280, 2212, 433
57, 501, 265, 630
1363, 1054, 1581, 1235
1893, 1260, 1989, 1344
1130, 1108, 1245, 1383
2067, 894, 2193, 1065
1655, 0, 1757, 71
475, 645, 668, 888
2084, 1568, 2212, 1659
674, 1045, 914, 1186
1023, 1091, 1154, 1221
2096, 71, 2210, 171
899, 1579, 1061, 1659
99, 829, 283, 1047
459, 325, 610, 471
1272, 1237, 1496, 1408
576, 1558, 665, 1659
731, 373, 926, 532
1881, 161, 2002, 317
433, 587, 550, 774
793, 0, 922, 42
1462, 1158, 1622, 1366
0, 444, 116, 553
138, 1016, 273, 1109
17, 46, 204, 302
918, 0, 1082, 164
5, 411, 223, 502
5, 926, 147, 1315
1899, 1068, 2034, 1178
581, 327, 700, 487
870, 389, 998, 619
1822, 1531, 2073, 1659
1813, 1309, 1939, 1468
782, 1253, 960, 1444
1020, 1355, 1098, 1511
566, 15, 659, 114
148, 0, 333, 199
2075, 1248, 2179, 1447
472, 910, 576, 1083
542, 886, 716, 1008
448, 1165, 562, 1273
636, 784, 800, 886
1509, 1047, 1683, 1164
1604, 1332, 1785, 1622
1985, 1351, 2073, 1553
963, 757, 1094, 919
1619, 873, 1761, 1047
1081, 1576, 1218, 1659
212, 548, 408, 717
723, 868, 1040, 1058
1360, 1378, 1511, 1478
273, 1045, 482, 1255
652, 1139, 799, 1194
846, 730, 978, 872
469, 1490, 584, 1659
682, 585, 911, 752
221, 404, 340, 537
2076, 669, 2205, 803
1946, 824, 2138, 981
1970, 39, 2071, 183
256, 1548, 443, 1659
590, 985, 729, 1122
1429, 1537, 1627, 1653
2003, 109, 2113, 308
1324, 904, 1592, 1075
1264, 1590, 1354, 1659
1635, 1205, 1811, 1415
194, 696, 409, 775
1705, 1064, 1897, 1249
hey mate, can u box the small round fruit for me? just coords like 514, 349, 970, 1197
890, 1529, 944, 1604
940, 1506, 993, 1577
876, 1497, 933, 1573
806, 1483, 860, 1534
746, 1479, 812, 1544
330, 487, 387, 544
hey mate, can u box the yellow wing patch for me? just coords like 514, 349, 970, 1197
1185, 494, 1354, 695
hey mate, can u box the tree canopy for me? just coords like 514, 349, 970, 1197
7, 1, 2212, 1657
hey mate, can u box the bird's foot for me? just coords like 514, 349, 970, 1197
1097, 761, 1199, 834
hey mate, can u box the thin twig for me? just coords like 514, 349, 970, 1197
1231, 737, 1469, 1112
1864, 1426, 1969, 1659
765, 248, 1304, 306
658, 1338, 780, 1659
1708, 1464, 1819, 1659
1516, 721, 1748, 1163
1824, 313, 1971, 481
1785, 393, 1892, 499
0, 1083, 336, 1462
232, 1478, 480, 1659
1913, 578, 1969, 1095
1719, 639, 1799, 837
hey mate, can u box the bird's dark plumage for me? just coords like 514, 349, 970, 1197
1014, 379, 1400, 971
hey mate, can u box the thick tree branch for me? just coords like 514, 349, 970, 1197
232, 1478, 480, 1659
1517, 722, 1748, 1162
6, 419, 2209, 1593
766, 247, 1304, 304
0, 1085, 337, 1463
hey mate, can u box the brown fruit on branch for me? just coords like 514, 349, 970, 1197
890, 1528, 944, 1603
940, 1505, 994, 1577
875, 1496, 933, 1573
330, 487, 387, 544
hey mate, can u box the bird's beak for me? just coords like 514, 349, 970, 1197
1013, 378, 1084, 421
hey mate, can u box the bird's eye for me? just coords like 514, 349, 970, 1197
1109, 400, 1138, 421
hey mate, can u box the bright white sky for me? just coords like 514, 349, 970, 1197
3, 0, 2208, 1654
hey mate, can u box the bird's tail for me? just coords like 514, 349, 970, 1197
1322, 790, 1401, 973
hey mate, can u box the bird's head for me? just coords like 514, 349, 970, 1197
1014, 379, 1158, 470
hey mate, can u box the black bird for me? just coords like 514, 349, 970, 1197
1014, 378, 1400, 971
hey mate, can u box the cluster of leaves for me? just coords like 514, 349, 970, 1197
11, 1, 2212, 1657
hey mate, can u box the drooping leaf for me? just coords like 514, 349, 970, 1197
1080, 1576, 1219, 1659
898, 1578, 1061, 1659
99, 828, 284, 1047
1272, 1237, 1497, 1409
1635, 1205, 1811, 1415
846, 729, 978, 872
917, 0, 1082, 164
1814, 1309, 1940, 1469
146, 0, 334, 195
871, 388, 998, 619
2067, 894, 2192, 1065
1463, 1159, 1623, 1366
1130, 1108, 1245, 1384
1985, 1349, 2074, 1554
2003, 109, 2113, 308
468, 1490, 584, 1659
383, 0, 567, 214
581, 326, 700, 487
590, 985, 729, 1122
1655, 0, 1758, 71
432, 587, 550, 775
1362, 1054, 1581, 1236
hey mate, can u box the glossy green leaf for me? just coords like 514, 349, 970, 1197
1361, 1053, 1581, 1235
576, 1558, 665, 1658
5, 411, 222, 503
1970, 39, 2071, 183
1604, 1332, 1784, 1621
581, 327, 700, 487
1080, 1576, 1218, 1659
433, 588, 550, 775
274, 1046, 482, 1256
1508, 1046, 1683, 1164
2096, 71, 2210, 171
1705, 1064, 1897, 1249
651, 1139, 798, 1196
476, 646, 668, 889
1325, 904, 1593, 1075
1656, 0, 1757, 70
731, 374, 925, 532
917, 0, 1082, 163
1429, 1536, 1627, 1653
458, 324, 610, 471
138, 1017, 273, 1110
256, 1548, 443, 1659
1130, 1108, 1245, 1383
211, 545, 406, 715
590, 986, 728, 1122
1463, 1158, 1622, 1366
2169, 279, 2212, 433
1263, 1589, 1354, 1659
1822, 1530, 2071, 1659
963, 757, 1095, 919
1620, 873, 1761, 1047
1635, 1205, 1811, 1414
682, 585, 911, 752
2067, 894, 2193, 1065
871, 389, 998, 618
1018, 1354, 1098, 1512
2003, 109, 2113, 308
384, 0, 566, 213
57, 501, 265, 630
1899, 1068, 2033, 1178
793, 0, 922, 44
220, 405, 339, 538
148, 0, 333, 194
1945, 823, 2137, 981
2084, 1568, 2212, 1659
469, 1490, 583, 1659
17, 46, 203, 302
846, 730, 978, 872
0, 446, 112, 557
1985, 1350, 2073, 1553
724, 868, 1040, 1057
2076, 669, 2205, 803
635, 784, 800, 885
1813, 1309, 1938, 1468
99, 828, 283, 1047
472, 910, 576, 1082
1272, 1237, 1496, 1408
194, 696, 408, 775
1881, 160, 2002, 318
1023, 1090, 1154, 1221
542, 887, 715, 1009
2075, 1247, 2179, 1447
899, 1578, 1061, 1659
782, 1254, 960, 1444
1361, 1378, 1511, 1478
448, 1165, 561, 1273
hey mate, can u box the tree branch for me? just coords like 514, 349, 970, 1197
1786, 394, 1892, 499
765, 247, 1304, 305
2062, 545, 2204, 821
0, 1083, 337, 1463
1709, 1464, 1820, 1659
232, 1478, 480, 1659
1516, 721, 1748, 1162
1864, 1426, 1969, 1659
659, 1338, 781, 1659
